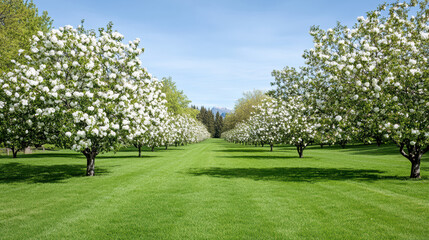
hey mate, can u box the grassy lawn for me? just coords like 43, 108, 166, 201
0, 139, 428, 239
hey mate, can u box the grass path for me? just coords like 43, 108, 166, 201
0, 139, 428, 239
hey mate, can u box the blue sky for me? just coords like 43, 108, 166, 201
35, 0, 385, 109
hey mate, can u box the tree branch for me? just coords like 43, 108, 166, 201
399, 143, 409, 159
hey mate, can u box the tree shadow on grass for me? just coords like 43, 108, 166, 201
0, 162, 109, 184
163, 147, 186, 151
97, 155, 155, 159
310, 144, 399, 156
212, 149, 270, 153
218, 155, 299, 160
187, 167, 412, 182
0, 152, 83, 159
118, 146, 185, 152
1, 152, 153, 160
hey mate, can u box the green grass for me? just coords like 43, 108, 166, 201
0, 139, 428, 240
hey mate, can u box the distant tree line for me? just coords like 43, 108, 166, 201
222, 90, 269, 132
192, 106, 223, 138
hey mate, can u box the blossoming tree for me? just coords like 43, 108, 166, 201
304, 0, 429, 177
0, 73, 48, 158
1, 24, 162, 176
248, 99, 284, 151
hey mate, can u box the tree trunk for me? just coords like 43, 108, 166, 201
410, 159, 421, 178
320, 144, 324, 148
138, 145, 142, 157
82, 148, 98, 176
270, 144, 273, 152
296, 145, 303, 158
151, 146, 155, 152
261, 142, 264, 147
11, 147, 18, 158
398, 143, 428, 179
165, 145, 168, 150
375, 136, 382, 147
340, 140, 347, 149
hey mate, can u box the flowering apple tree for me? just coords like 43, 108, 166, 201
303, 0, 429, 177
1, 24, 162, 176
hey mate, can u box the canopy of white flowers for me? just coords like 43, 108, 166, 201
0, 24, 210, 175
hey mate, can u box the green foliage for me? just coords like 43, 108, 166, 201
161, 77, 191, 115
0, 0, 52, 73
0, 140, 428, 239
197, 106, 215, 137
223, 90, 269, 132
214, 112, 223, 138
183, 107, 199, 119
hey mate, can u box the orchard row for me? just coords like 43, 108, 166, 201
223, 1, 429, 178
0, 25, 210, 175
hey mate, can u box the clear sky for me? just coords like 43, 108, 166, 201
34, 0, 385, 109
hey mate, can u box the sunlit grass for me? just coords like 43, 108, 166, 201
0, 139, 428, 239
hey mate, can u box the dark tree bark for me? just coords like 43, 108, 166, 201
261, 142, 264, 147
11, 147, 19, 158
410, 160, 421, 178
270, 144, 273, 152
320, 144, 324, 148
82, 148, 98, 176
134, 143, 142, 157
399, 143, 429, 178
375, 136, 382, 147
340, 140, 347, 149
165, 145, 168, 150
151, 146, 155, 152
295, 143, 305, 158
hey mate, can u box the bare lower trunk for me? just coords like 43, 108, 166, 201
261, 142, 264, 147
320, 144, 324, 148
165, 145, 168, 150
296, 143, 305, 158
399, 143, 428, 179
340, 140, 347, 149
410, 160, 421, 178
138, 145, 142, 157
11, 147, 18, 158
270, 144, 273, 152
151, 146, 155, 152
376, 137, 382, 147
82, 148, 98, 176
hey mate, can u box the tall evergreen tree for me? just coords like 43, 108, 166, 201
206, 110, 215, 137
197, 106, 206, 123
196, 106, 215, 137
214, 112, 224, 138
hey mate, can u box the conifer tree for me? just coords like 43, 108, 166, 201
214, 112, 224, 138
